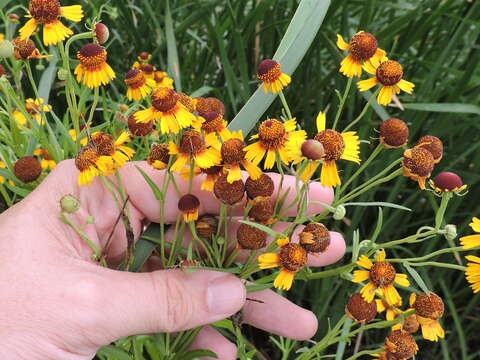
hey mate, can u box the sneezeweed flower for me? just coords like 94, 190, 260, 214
245, 173, 275, 200
245, 118, 306, 169
258, 238, 308, 291
169, 130, 221, 172
195, 215, 218, 239
402, 147, 435, 190
33, 148, 56, 170
358, 57, 415, 106
200, 111, 229, 140
221, 130, 262, 183
352, 250, 410, 304
379, 118, 409, 149
429, 171, 467, 194
12, 37, 49, 60
133, 63, 156, 79
135, 87, 197, 134
299, 223, 331, 253
213, 173, 245, 206
124, 69, 156, 101
257, 59, 291, 93
178, 194, 200, 222
415, 135, 443, 164
74, 146, 112, 186
314, 112, 361, 187
237, 223, 267, 250
248, 196, 275, 224
154, 71, 174, 88
376, 298, 404, 330
199, 165, 225, 191
177, 93, 196, 113
287, 138, 326, 183
147, 144, 170, 170
137, 52, 152, 63
194, 97, 225, 116
345, 293, 377, 323
19, 0, 83, 46
128, 114, 153, 137
460, 217, 480, 249
91, 131, 135, 169
13, 98, 51, 127
336, 31, 386, 78
465, 255, 480, 293
75, 43, 116, 88
384, 330, 418, 360
14, 156, 42, 183
410, 292, 445, 341
69, 129, 88, 146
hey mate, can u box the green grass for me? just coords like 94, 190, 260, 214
2, 0, 480, 358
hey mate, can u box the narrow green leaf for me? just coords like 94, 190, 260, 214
178, 349, 218, 360
402, 103, 480, 115
343, 202, 411, 211
403, 263, 430, 294
239, 219, 279, 238
38, 49, 59, 104
166, 0, 182, 91
135, 165, 163, 200
129, 224, 161, 272
97, 345, 132, 360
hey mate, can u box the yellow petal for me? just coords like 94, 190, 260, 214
377, 86, 394, 106
470, 217, 480, 233
357, 77, 378, 92
376, 299, 386, 313
359, 281, 377, 303
320, 161, 341, 187
19, 18, 38, 41
336, 34, 350, 51
60, 5, 84, 22
460, 235, 480, 250
341, 131, 361, 163
274, 269, 295, 291
352, 270, 371, 283
397, 79, 415, 94
258, 253, 281, 269
466, 255, 480, 264
316, 111, 326, 132
357, 255, 374, 269
375, 250, 386, 262
227, 164, 242, 183
394, 273, 410, 287
383, 285, 401, 306
276, 238, 290, 247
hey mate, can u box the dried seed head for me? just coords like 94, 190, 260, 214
314, 129, 345, 161
77, 43, 107, 70
152, 87, 178, 112
403, 148, 435, 177
195, 215, 218, 238
257, 59, 281, 82
221, 138, 246, 164
413, 293, 444, 320
91, 132, 115, 156
147, 144, 170, 166
138, 63, 155, 76
214, 174, 245, 205
415, 135, 443, 163
380, 118, 409, 148
385, 330, 418, 359
346, 293, 377, 323
128, 114, 153, 136
179, 130, 206, 155
14, 156, 42, 183
29, 0, 61, 23
433, 172, 464, 192
95, 23, 110, 45
237, 223, 267, 250
248, 196, 275, 223
75, 147, 99, 172
279, 243, 308, 272
301, 139, 325, 160
12, 37, 37, 59
201, 111, 224, 133
177, 92, 195, 113
245, 173, 275, 199
402, 315, 420, 334
299, 223, 330, 253
125, 69, 147, 89
370, 261, 396, 287
178, 194, 200, 214
349, 32, 378, 61
195, 97, 225, 116
376, 60, 403, 86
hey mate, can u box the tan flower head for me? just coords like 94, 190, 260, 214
245, 173, 275, 200
299, 223, 330, 253
415, 135, 443, 164
14, 156, 42, 183
379, 118, 409, 148
128, 114, 153, 137
248, 196, 275, 223
213, 174, 245, 205
147, 144, 170, 169
385, 330, 418, 359
195, 215, 218, 239
402, 147, 435, 190
237, 223, 267, 250
346, 293, 377, 323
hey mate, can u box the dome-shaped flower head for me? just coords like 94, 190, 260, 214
336, 31, 386, 78
345, 293, 378, 323
287, 138, 326, 183
90, 131, 135, 169
237, 223, 267, 250
200, 111, 229, 141
213, 173, 245, 206
178, 194, 201, 222
75, 43, 116, 88
352, 250, 410, 305
460, 217, 480, 250
19, 0, 83, 46
415, 135, 443, 164
134, 87, 198, 134
379, 118, 409, 149
124, 69, 156, 101
12, 37, 49, 60
244, 118, 306, 170
314, 112, 361, 187
358, 57, 415, 106
257, 59, 291, 93
384, 330, 418, 359
429, 172, 467, 194
14, 156, 42, 183
258, 238, 308, 290
402, 147, 434, 190
74, 146, 112, 186
195, 97, 225, 117
154, 71, 174, 88
410, 292, 445, 342
245, 173, 274, 200
147, 143, 170, 170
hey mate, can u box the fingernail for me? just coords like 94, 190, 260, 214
207, 275, 245, 314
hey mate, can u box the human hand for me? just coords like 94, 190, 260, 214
0, 160, 345, 359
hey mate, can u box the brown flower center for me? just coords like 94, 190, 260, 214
299, 223, 331, 253
258, 119, 286, 148
403, 148, 434, 177
201, 111, 224, 133
14, 156, 42, 183
349, 32, 378, 61
346, 293, 377, 323
75, 147, 99, 172
77, 44, 107, 69
147, 144, 170, 165
314, 129, 345, 161
128, 115, 153, 136
195, 97, 225, 116
152, 87, 178, 112
279, 243, 308, 272
125, 69, 146, 89
139, 63, 155, 75
379, 118, 409, 148
179, 130, 206, 155
413, 293, 444, 319
245, 173, 275, 199
376, 60, 403, 86
178, 194, 200, 213
237, 223, 267, 250
386, 330, 418, 359
91, 132, 115, 156
13, 37, 36, 59
29, 0, 60, 23
370, 262, 396, 287
214, 174, 245, 205
415, 135, 443, 163
221, 138, 245, 164
257, 59, 281, 82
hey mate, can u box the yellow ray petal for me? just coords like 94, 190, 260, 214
274, 269, 295, 291
357, 255, 374, 269
320, 160, 341, 187
377, 86, 394, 106
316, 112, 326, 132
258, 253, 281, 269
357, 77, 378, 91
341, 131, 361, 163
394, 273, 410, 287
336, 34, 350, 51
352, 270, 370, 283
359, 281, 377, 303
383, 285, 402, 306
470, 217, 480, 232
19, 18, 38, 41
397, 79, 415, 94
375, 249, 386, 262
60, 5, 84, 22
460, 235, 480, 249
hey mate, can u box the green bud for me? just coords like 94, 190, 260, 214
216, 237, 225, 245
333, 205, 346, 220
444, 224, 457, 241
0, 40, 14, 58
60, 195, 80, 213
57, 68, 69, 81
86, 216, 95, 224
35, 63, 45, 71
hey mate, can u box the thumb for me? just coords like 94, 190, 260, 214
92, 268, 246, 343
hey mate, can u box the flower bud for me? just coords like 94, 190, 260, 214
35, 64, 45, 71
444, 224, 457, 241
0, 40, 14, 58
86, 216, 95, 224
60, 194, 81, 213
9, 14, 20, 22
57, 68, 69, 81
333, 205, 346, 220
433, 172, 464, 192
301, 139, 325, 160
95, 23, 110, 45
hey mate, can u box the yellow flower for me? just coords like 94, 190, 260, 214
357, 57, 415, 106
154, 71, 174, 89
74, 147, 112, 186
147, 144, 170, 170
178, 194, 200, 222
75, 43, 116, 88
133, 62, 156, 79
134, 87, 198, 134
460, 217, 480, 249
14, 98, 51, 127
244, 118, 306, 170
465, 255, 480, 293
336, 31, 386, 78
199, 111, 230, 141
169, 131, 221, 173
33, 148, 56, 170
181, 165, 225, 192
258, 238, 307, 291
257, 59, 291, 93
19, 0, 84, 46
314, 112, 361, 187
90, 131, 135, 170
69, 129, 88, 146
124, 69, 156, 101
409, 293, 445, 342
0, 161, 7, 184
352, 250, 410, 305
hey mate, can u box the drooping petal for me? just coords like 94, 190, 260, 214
352, 270, 371, 283
274, 269, 296, 291
394, 273, 410, 287
357, 255, 374, 269
341, 131, 361, 163
336, 34, 350, 51
320, 160, 341, 187
19, 18, 38, 41
357, 77, 378, 91
316, 112, 326, 132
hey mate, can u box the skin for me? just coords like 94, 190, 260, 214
0, 160, 346, 359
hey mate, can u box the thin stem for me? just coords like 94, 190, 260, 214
278, 90, 292, 120
332, 77, 353, 131
343, 88, 380, 132
435, 192, 453, 230
86, 86, 100, 127
388, 245, 467, 263
407, 261, 466, 271
60, 213, 102, 261
0, 184, 12, 207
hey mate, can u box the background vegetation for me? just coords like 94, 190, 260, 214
2, 0, 480, 358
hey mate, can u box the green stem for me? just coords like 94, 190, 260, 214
302, 263, 355, 280
406, 261, 466, 271
60, 213, 102, 261
343, 88, 380, 132
388, 245, 467, 263
332, 77, 353, 131
278, 90, 292, 120
0, 183, 12, 207
86, 86, 100, 127
435, 192, 453, 230
372, 229, 438, 254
